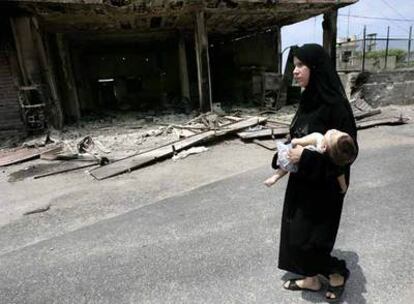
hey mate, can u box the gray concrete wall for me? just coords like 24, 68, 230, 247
360, 70, 414, 107
337, 56, 397, 72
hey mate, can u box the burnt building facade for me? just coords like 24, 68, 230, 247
0, 0, 356, 138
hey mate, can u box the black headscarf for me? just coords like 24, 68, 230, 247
294, 44, 347, 109
293, 44, 357, 138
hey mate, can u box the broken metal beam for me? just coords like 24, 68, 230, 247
0, 145, 62, 167
33, 162, 99, 179
356, 115, 409, 129
353, 109, 382, 120
237, 127, 289, 140
253, 139, 277, 151
90, 116, 267, 180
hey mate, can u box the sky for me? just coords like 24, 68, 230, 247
281, 0, 414, 63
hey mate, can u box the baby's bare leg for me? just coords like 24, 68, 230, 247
337, 174, 348, 193
264, 169, 288, 187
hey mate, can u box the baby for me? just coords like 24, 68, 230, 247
264, 129, 357, 193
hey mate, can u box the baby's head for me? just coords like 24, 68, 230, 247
323, 129, 357, 166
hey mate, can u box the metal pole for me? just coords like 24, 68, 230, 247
408, 26, 412, 64
385, 26, 390, 69
362, 25, 366, 72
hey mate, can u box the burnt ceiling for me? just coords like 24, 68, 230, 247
2, 0, 357, 37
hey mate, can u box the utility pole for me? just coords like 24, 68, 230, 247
408, 26, 412, 64
362, 25, 367, 72
385, 26, 390, 69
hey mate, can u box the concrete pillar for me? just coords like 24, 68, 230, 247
194, 11, 212, 112
9, 17, 41, 85
10, 16, 64, 128
178, 31, 190, 102
31, 18, 63, 128
275, 26, 282, 74
323, 9, 338, 68
56, 33, 81, 122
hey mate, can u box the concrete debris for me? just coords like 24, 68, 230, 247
246, 125, 265, 132
39, 146, 64, 160
172, 146, 209, 161
144, 128, 164, 137
23, 203, 51, 216
77, 136, 110, 155
238, 127, 289, 140
0, 102, 409, 175
252, 139, 278, 151
90, 116, 267, 180
34, 162, 101, 179
0, 145, 63, 167
176, 129, 196, 139
22, 133, 54, 148
356, 114, 409, 129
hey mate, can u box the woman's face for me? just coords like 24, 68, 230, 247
293, 57, 310, 88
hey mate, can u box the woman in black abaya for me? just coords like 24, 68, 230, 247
276, 44, 358, 302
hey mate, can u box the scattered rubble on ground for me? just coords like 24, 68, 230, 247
0, 103, 410, 180
23, 203, 51, 216
172, 146, 209, 161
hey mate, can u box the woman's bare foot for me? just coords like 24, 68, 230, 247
326, 273, 346, 300
264, 175, 280, 187
283, 276, 321, 291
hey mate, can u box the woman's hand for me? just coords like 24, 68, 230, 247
288, 145, 304, 164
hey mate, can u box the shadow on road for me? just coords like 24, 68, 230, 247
279, 250, 367, 303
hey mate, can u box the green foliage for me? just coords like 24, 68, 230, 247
365, 49, 407, 61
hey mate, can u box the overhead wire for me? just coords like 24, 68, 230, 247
338, 2, 411, 35
338, 14, 414, 22
375, 0, 411, 33
379, 0, 411, 22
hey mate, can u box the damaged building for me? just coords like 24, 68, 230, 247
0, 0, 356, 139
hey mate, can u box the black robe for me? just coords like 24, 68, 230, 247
277, 44, 358, 277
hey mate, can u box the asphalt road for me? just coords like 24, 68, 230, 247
1, 124, 414, 304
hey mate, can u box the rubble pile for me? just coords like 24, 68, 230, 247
0, 103, 409, 180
